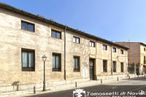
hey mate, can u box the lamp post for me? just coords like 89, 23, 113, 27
42, 55, 47, 91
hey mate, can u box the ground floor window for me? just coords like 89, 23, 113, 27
121, 62, 124, 72
73, 56, 80, 72
103, 60, 107, 72
113, 61, 117, 72
52, 53, 61, 71
21, 48, 35, 71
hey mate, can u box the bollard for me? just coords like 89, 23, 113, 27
117, 77, 119, 81
75, 82, 78, 88
129, 76, 130, 79
100, 79, 103, 84
33, 86, 36, 94
137, 75, 139, 78
16, 84, 19, 91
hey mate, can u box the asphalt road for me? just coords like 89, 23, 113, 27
28, 76, 146, 97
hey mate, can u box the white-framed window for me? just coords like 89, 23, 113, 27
89, 41, 96, 47
121, 49, 124, 54
113, 47, 116, 53
73, 36, 80, 44
103, 44, 108, 50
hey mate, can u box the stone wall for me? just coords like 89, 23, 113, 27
0, 8, 128, 86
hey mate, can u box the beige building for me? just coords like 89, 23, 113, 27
116, 42, 146, 74
0, 3, 128, 89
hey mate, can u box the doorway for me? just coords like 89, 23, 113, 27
89, 58, 96, 80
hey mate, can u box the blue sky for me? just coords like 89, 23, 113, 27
0, 0, 146, 42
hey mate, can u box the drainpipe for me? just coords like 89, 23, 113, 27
111, 45, 113, 75
64, 26, 67, 80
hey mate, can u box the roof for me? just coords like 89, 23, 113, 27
116, 42, 146, 47
140, 42, 146, 47
0, 2, 128, 50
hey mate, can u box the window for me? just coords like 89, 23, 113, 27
121, 49, 124, 54
21, 21, 35, 32
144, 56, 146, 64
103, 44, 107, 50
21, 49, 35, 71
51, 30, 61, 39
103, 60, 107, 72
113, 47, 116, 53
121, 62, 124, 72
73, 56, 80, 72
144, 48, 146, 51
52, 53, 61, 71
73, 36, 80, 44
89, 41, 96, 47
113, 61, 116, 72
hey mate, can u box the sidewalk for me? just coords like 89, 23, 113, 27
0, 74, 143, 97
0, 80, 100, 97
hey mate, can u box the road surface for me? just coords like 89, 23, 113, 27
29, 76, 146, 97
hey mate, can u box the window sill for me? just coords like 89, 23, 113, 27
51, 37, 62, 40
21, 29, 35, 33
73, 42, 80, 44
73, 70, 80, 72
90, 46, 96, 48
102, 71, 108, 73
52, 69, 61, 72
22, 68, 35, 72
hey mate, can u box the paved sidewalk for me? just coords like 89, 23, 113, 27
0, 80, 100, 97
107, 76, 146, 85
0, 74, 142, 97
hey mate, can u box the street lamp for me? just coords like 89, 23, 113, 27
42, 55, 47, 91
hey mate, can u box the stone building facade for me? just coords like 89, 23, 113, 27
0, 3, 128, 88
116, 42, 146, 74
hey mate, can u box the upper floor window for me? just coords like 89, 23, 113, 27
103, 44, 108, 50
89, 41, 96, 47
21, 21, 35, 32
73, 56, 80, 72
121, 49, 124, 54
144, 48, 146, 51
73, 36, 80, 44
51, 30, 61, 39
21, 48, 35, 71
52, 53, 61, 71
113, 47, 116, 53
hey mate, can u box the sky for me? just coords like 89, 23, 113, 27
0, 0, 146, 43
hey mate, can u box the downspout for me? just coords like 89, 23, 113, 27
111, 45, 113, 75
95, 41, 98, 80
64, 26, 67, 80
